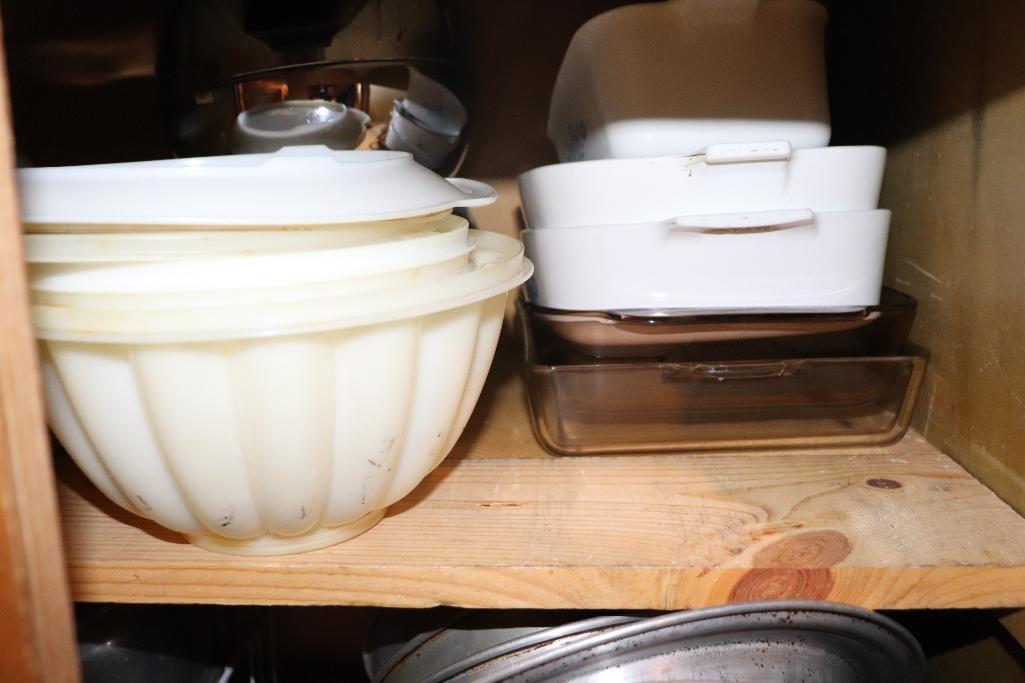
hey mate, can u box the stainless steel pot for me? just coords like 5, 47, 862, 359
366, 601, 924, 683
167, 0, 468, 173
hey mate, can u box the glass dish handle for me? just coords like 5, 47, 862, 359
662, 361, 798, 381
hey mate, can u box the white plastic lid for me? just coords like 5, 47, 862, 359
28, 215, 470, 294
24, 213, 458, 263
18, 146, 497, 228
32, 230, 533, 343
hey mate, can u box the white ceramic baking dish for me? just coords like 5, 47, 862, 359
518, 142, 886, 229
523, 209, 890, 312
548, 0, 830, 161
37, 231, 532, 554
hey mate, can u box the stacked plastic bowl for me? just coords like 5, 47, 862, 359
19, 146, 532, 555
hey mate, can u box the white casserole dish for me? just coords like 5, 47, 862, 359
518, 142, 886, 229
523, 209, 890, 312
548, 0, 829, 161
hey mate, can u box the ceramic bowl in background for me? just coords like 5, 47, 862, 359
230, 100, 371, 153
385, 103, 461, 170
548, 0, 830, 161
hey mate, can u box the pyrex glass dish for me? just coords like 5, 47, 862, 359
526, 288, 916, 360
520, 301, 926, 455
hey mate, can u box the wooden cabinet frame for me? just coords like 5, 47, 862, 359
0, 21, 79, 682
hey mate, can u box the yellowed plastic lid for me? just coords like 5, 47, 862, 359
24, 213, 459, 263
31, 230, 533, 343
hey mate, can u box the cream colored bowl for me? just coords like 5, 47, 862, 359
38, 232, 531, 555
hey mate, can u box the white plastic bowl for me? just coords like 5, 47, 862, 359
518, 143, 886, 229
38, 231, 532, 555
230, 101, 371, 154
523, 210, 890, 312
548, 0, 829, 161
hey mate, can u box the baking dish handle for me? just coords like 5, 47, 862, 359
663, 361, 798, 381
668, 208, 816, 234
701, 140, 792, 164
447, 177, 499, 207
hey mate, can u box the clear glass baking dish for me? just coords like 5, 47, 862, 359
520, 301, 927, 455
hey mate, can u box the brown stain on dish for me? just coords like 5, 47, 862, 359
729, 530, 852, 602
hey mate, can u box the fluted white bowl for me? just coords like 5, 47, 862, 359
36, 230, 531, 555
42, 293, 509, 555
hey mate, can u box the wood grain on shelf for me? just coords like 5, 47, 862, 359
60, 351, 1025, 610
0, 22, 80, 683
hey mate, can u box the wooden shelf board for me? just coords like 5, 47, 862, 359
60, 349, 1025, 609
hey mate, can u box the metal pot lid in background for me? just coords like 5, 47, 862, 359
370, 611, 641, 683
459, 601, 924, 683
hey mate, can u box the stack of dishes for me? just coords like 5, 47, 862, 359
516, 0, 926, 454
19, 146, 532, 555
